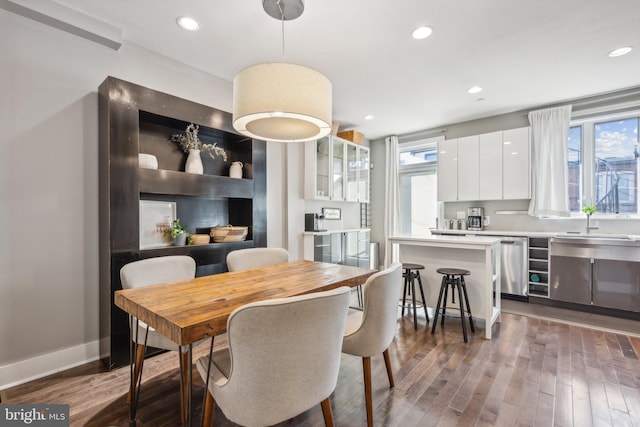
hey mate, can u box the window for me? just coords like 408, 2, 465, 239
568, 113, 639, 214
398, 138, 440, 235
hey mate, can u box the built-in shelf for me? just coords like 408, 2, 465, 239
528, 237, 549, 298
139, 168, 253, 198
99, 76, 267, 368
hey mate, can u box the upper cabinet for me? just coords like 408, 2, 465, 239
436, 139, 458, 202
437, 126, 530, 202
502, 127, 531, 200
305, 135, 369, 203
457, 135, 480, 201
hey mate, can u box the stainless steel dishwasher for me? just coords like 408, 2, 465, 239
493, 236, 528, 298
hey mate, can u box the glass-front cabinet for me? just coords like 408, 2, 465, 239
358, 147, 370, 203
331, 137, 345, 201
305, 135, 369, 202
314, 137, 331, 200
346, 143, 358, 201
304, 135, 369, 203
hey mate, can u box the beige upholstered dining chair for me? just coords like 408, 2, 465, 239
119, 255, 200, 421
196, 286, 352, 427
341, 262, 403, 427
226, 247, 289, 271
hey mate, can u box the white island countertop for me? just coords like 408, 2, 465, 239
388, 234, 501, 249
387, 235, 502, 339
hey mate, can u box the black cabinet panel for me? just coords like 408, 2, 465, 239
99, 76, 267, 368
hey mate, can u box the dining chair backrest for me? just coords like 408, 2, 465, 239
226, 247, 289, 272
342, 262, 403, 357
120, 255, 196, 289
213, 286, 351, 426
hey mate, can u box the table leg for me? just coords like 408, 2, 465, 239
201, 337, 215, 427
129, 317, 149, 427
178, 344, 194, 427
0, 390, 7, 403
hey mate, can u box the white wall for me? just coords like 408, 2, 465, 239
0, 9, 289, 388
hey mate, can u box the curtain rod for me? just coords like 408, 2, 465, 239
397, 128, 447, 143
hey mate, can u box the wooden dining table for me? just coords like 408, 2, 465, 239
114, 260, 376, 426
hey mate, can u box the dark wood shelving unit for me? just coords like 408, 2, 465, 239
99, 76, 267, 368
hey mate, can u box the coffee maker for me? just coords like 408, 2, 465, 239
467, 207, 484, 231
305, 213, 326, 232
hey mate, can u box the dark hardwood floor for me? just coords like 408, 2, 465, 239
4, 308, 640, 426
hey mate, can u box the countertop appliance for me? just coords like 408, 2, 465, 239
305, 213, 326, 232
467, 207, 484, 231
497, 236, 528, 298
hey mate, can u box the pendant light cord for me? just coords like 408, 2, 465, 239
277, 0, 285, 56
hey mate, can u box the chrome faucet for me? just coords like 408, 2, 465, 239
585, 214, 599, 234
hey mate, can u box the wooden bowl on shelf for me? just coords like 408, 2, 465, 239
190, 234, 211, 245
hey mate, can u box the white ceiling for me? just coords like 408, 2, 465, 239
44, 0, 640, 140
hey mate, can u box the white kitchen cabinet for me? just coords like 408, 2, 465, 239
346, 143, 358, 201
479, 131, 503, 200
306, 136, 369, 203
502, 127, 530, 199
457, 135, 480, 201
305, 136, 345, 201
304, 137, 331, 200
331, 137, 345, 200
437, 139, 458, 201
437, 127, 530, 202
344, 140, 370, 203
357, 146, 370, 203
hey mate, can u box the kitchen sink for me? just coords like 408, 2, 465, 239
552, 233, 640, 256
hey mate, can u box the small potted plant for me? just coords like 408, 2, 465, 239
164, 218, 189, 246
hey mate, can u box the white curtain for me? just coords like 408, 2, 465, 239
528, 105, 572, 217
384, 136, 400, 265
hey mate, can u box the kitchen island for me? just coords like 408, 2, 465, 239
386, 235, 502, 339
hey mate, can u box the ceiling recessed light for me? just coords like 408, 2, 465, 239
177, 16, 200, 31
468, 86, 483, 94
608, 46, 632, 57
412, 26, 433, 40
364, 115, 375, 120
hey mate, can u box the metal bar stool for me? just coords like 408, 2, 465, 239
431, 268, 475, 342
400, 263, 429, 329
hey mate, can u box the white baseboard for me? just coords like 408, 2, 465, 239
0, 340, 100, 391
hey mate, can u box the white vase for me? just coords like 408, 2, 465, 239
185, 149, 203, 174
230, 161, 243, 179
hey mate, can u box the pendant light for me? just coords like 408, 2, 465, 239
232, 0, 332, 142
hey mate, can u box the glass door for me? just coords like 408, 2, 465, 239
331, 137, 345, 200
358, 147, 370, 203
346, 143, 358, 201
315, 137, 330, 199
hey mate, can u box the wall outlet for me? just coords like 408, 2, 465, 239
457, 211, 466, 219
483, 216, 490, 226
